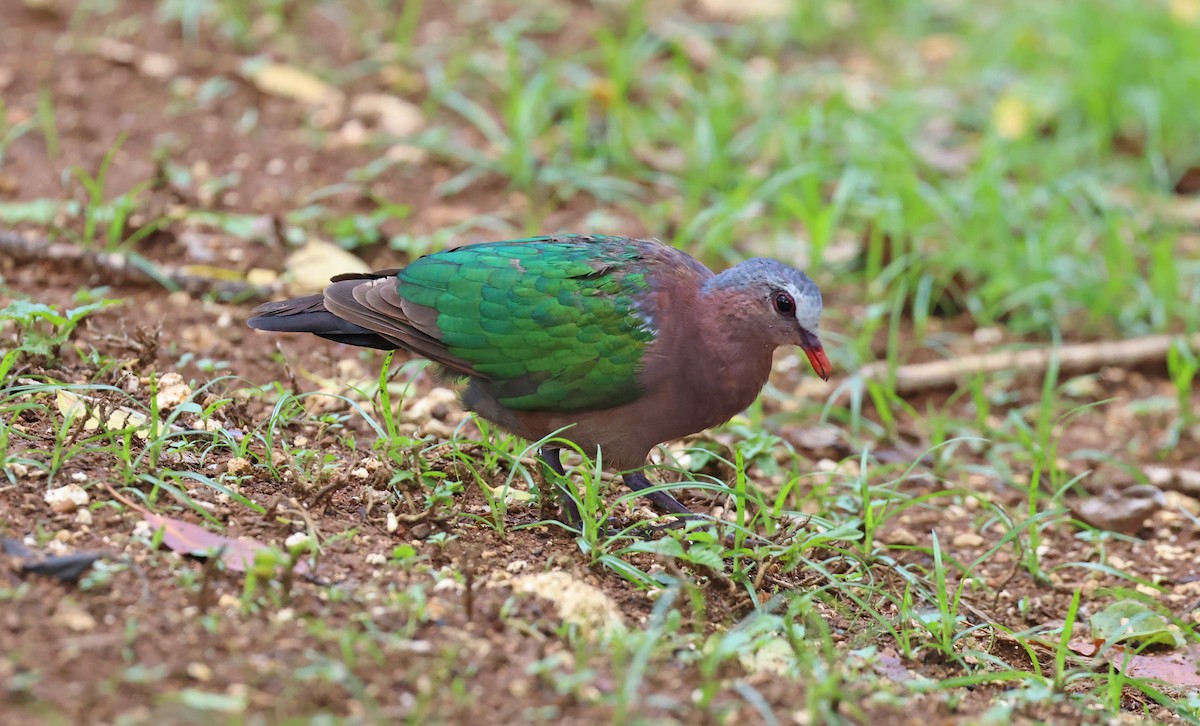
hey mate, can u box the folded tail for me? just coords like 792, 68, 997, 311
247, 294, 397, 350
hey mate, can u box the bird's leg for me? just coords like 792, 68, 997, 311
539, 446, 582, 528
622, 471, 695, 516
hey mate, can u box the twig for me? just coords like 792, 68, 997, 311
101, 481, 149, 515
306, 477, 351, 512
856, 333, 1200, 395
0, 230, 276, 302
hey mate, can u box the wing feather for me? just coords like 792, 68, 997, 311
315, 236, 665, 412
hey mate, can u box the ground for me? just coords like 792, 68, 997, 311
2, 0, 1200, 724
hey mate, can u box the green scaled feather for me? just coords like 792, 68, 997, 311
395, 235, 656, 412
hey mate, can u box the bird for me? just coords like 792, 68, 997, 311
248, 234, 831, 529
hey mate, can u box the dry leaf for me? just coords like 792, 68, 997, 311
285, 238, 371, 294
1170, 0, 1200, 24
52, 602, 96, 632
243, 61, 344, 124
55, 388, 153, 439
105, 407, 148, 432
56, 389, 88, 422
487, 484, 533, 505
697, 0, 789, 20
178, 265, 255, 283
993, 92, 1032, 140
144, 513, 310, 575
246, 62, 342, 105
95, 38, 179, 79
1070, 640, 1200, 686
245, 268, 280, 287
1144, 465, 1200, 496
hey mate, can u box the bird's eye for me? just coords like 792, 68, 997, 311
773, 291, 795, 315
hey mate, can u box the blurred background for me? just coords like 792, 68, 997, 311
4, 0, 1198, 349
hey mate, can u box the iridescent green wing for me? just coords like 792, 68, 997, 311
395, 235, 656, 411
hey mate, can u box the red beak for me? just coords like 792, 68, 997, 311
798, 329, 832, 381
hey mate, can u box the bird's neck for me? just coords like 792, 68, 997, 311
689, 286, 777, 403
697, 283, 770, 347
632, 276, 775, 435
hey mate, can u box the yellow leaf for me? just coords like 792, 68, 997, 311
697, 0, 789, 19
487, 484, 533, 505
1170, 0, 1200, 23
992, 92, 1032, 140
55, 389, 87, 422
285, 238, 371, 295
246, 268, 279, 287
244, 62, 344, 108
106, 408, 151, 440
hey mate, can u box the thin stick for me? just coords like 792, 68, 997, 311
0, 230, 275, 301
856, 333, 1200, 395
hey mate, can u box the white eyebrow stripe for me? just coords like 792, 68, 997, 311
786, 282, 822, 329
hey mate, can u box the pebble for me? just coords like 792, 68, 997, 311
883, 528, 918, 546
52, 603, 96, 632
187, 662, 213, 682
1074, 484, 1165, 534
952, 532, 985, 548
153, 372, 192, 410
226, 457, 252, 476
44, 484, 89, 513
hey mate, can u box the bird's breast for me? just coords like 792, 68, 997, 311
651, 347, 774, 437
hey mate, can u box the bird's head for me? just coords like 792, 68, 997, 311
703, 258, 832, 381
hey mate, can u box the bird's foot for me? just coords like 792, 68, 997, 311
631, 517, 769, 546
621, 471, 695, 516
621, 471, 771, 545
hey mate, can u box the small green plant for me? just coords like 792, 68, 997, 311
1163, 338, 1199, 448
36, 85, 59, 159
66, 134, 163, 251
0, 298, 115, 376
0, 97, 38, 169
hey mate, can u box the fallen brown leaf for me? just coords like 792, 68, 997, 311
144, 514, 310, 575
1070, 640, 1200, 686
